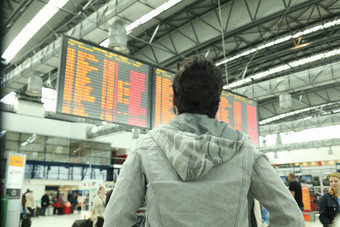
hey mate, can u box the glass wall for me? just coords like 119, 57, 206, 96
4, 131, 111, 165
24, 161, 109, 181
3, 131, 112, 180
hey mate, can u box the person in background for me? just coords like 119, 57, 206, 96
21, 193, 30, 216
105, 181, 115, 207
76, 193, 83, 213
92, 186, 106, 227
25, 189, 34, 217
104, 56, 305, 227
41, 191, 50, 216
261, 205, 270, 227
67, 190, 75, 214
52, 192, 62, 215
288, 173, 304, 211
319, 172, 340, 226
20, 193, 31, 227
73, 193, 78, 212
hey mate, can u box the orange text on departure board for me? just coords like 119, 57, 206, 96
72, 50, 98, 117
117, 81, 130, 105
60, 39, 149, 128
100, 59, 117, 122
216, 97, 232, 123
62, 47, 76, 114
154, 76, 175, 127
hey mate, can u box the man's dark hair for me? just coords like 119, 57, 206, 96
172, 56, 223, 118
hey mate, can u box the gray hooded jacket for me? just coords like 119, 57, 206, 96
104, 113, 305, 227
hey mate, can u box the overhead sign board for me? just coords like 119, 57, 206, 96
57, 36, 258, 144
152, 67, 176, 127
216, 91, 259, 146
57, 36, 151, 128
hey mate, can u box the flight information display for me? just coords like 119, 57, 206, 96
57, 36, 151, 128
152, 68, 176, 127
216, 91, 259, 146
151, 67, 258, 145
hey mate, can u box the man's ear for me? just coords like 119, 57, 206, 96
172, 93, 179, 116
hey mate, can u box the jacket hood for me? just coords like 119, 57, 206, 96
149, 113, 244, 181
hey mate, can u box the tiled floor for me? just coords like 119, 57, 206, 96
305, 220, 323, 227
29, 213, 323, 227
30, 211, 92, 227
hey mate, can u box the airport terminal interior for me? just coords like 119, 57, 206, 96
1, 0, 340, 226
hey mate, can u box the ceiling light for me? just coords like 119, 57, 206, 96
290, 36, 312, 50
217, 18, 340, 67
223, 47, 340, 90
259, 101, 340, 125
100, 0, 183, 47
21, 133, 37, 146
2, 0, 70, 63
74, 147, 80, 153
126, 0, 182, 32
290, 42, 312, 50
27, 134, 37, 143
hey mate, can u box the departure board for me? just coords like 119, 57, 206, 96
151, 67, 259, 145
57, 36, 151, 128
216, 91, 259, 146
152, 67, 176, 127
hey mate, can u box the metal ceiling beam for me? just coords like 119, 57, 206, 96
170, 1, 339, 78
87, 124, 131, 138
260, 112, 340, 136
259, 138, 340, 153
224, 31, 340, 81
132, 0, 322, 67
258, 88, 340, 121
0, 0, 139, 97
127, 0, 215, 51
3, 0, 34, 30
233, 61, 340, 101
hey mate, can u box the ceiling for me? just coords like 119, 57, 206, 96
1, 0, 340, 134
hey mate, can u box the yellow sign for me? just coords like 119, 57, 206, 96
9, 155, 24, 167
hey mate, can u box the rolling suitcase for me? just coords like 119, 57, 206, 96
72, 219, 92, 227
35, 207, 41, 217
21, 215, 31, 227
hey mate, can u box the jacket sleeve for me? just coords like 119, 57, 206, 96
249, 152, 305, 227
319, 194, 332, 225
104, 150, 146, 227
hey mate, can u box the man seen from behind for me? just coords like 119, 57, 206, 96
288, 172, 304, 211
104, 56, 305, 227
